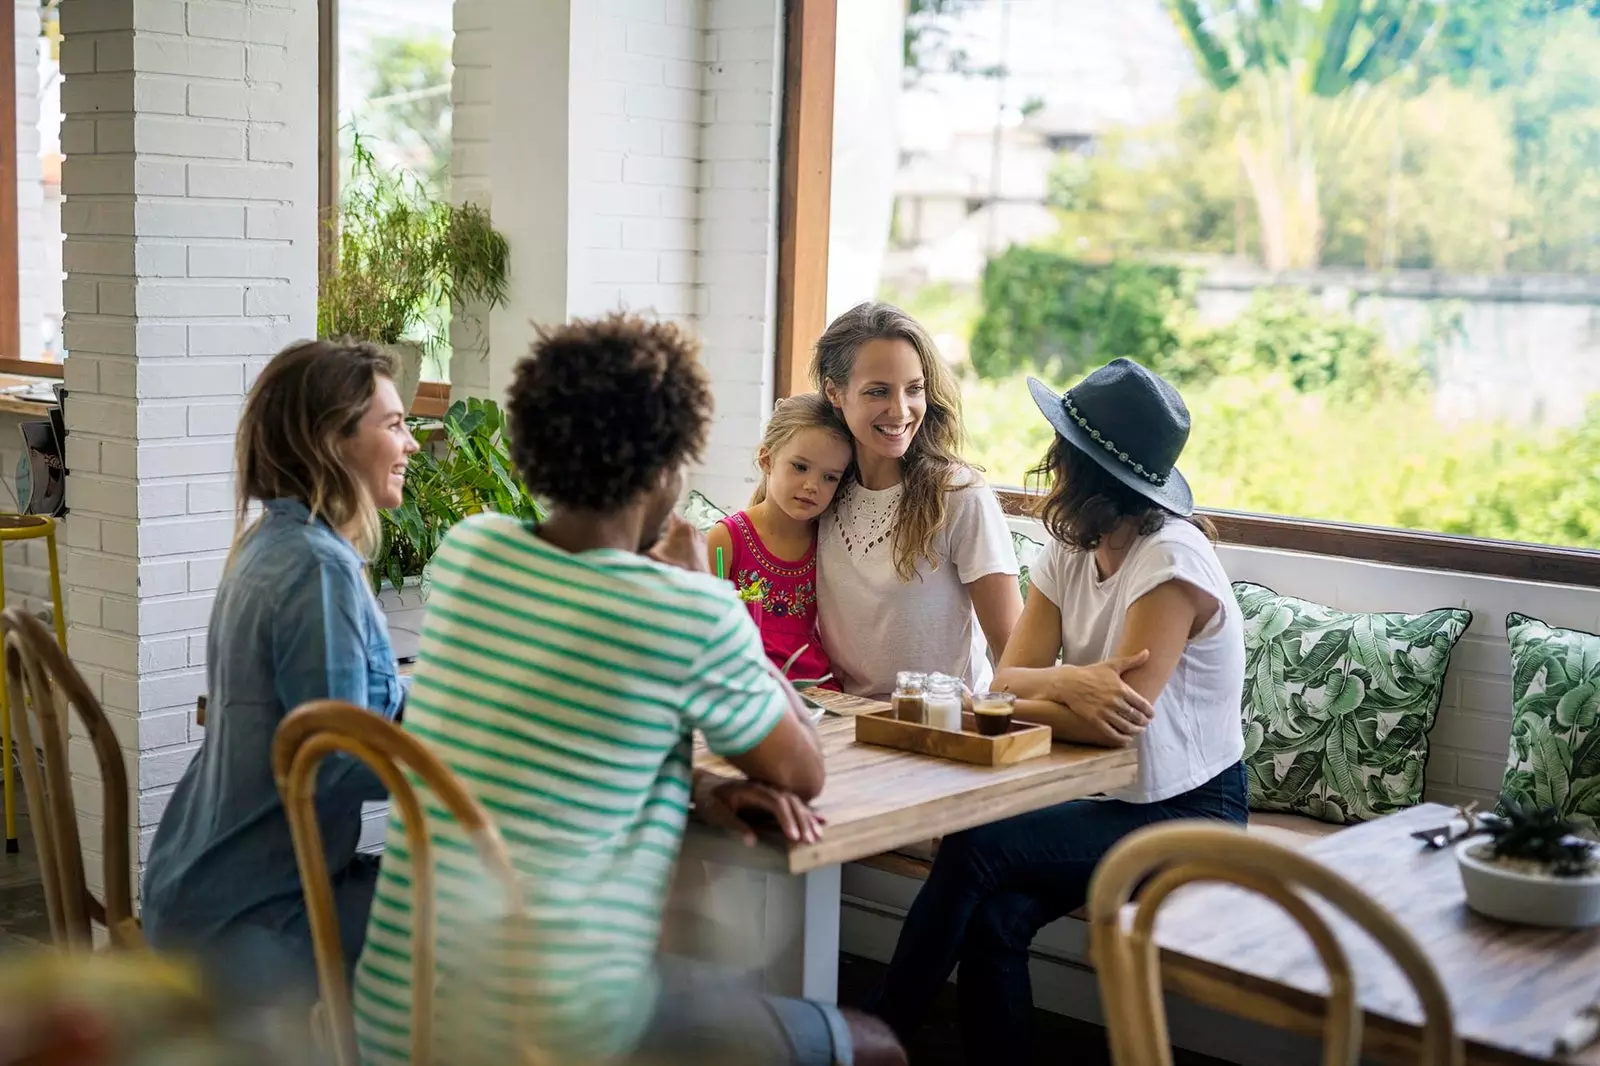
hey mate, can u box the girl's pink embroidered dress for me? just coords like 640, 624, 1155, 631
715, 511, 838, 689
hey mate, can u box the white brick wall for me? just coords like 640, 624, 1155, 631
447, 0, 491, 400
691, 0, 782, 511
451, 0, 784, 511
57, 0, 318, 894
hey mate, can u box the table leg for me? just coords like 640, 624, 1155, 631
674, 824, 843, 1003
762, 863, 841, 1004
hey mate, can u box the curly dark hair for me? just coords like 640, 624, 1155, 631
507, 313, 713, 511
1028, 435, 1215, 553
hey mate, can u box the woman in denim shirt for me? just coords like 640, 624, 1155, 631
142, 340, 419, 1005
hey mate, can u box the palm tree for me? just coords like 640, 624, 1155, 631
1163, 0, 1446, 270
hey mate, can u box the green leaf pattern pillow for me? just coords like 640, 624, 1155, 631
1236, 581, 1471, 825
1011, 530, 1044, 601
681, 489, 728, 533
1501, 613, 1600, 830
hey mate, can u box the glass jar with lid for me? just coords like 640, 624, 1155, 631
891, 671, 927, 724
923, 673, 962, 731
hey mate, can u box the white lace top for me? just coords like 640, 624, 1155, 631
816, 469, 1017, 698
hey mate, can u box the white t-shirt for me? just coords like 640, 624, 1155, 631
1029, 519, 1245, 804
817, 468, 1018, 699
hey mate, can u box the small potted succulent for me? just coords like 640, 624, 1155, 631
1456, 796, 1600, 928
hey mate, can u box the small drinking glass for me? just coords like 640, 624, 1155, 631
972, 691, 1016, 736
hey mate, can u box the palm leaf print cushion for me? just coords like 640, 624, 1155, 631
1012, 530, 1044, 601
1501, 613, 1600, 830
681, 489, 728, 532
1236, 581, 1471, 825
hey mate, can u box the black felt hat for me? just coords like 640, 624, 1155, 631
1027, 358, 1195, 516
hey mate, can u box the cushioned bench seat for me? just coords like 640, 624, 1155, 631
853, 811, 1344, 920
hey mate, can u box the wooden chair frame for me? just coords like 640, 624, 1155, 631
272, 700, 533, 1066
0, 605, 138, 948
1087, 822, 1462, 1066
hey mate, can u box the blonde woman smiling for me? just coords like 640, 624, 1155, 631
813, 301, 1021, 697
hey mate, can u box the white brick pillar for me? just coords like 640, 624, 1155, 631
695, 0, 785, 510
453, 0, 731, 406
57, 0, 318, 896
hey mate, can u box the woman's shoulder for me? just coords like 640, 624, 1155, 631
231, 516, 362, 588
945, 463, 985, 492
1130, 519, 1229, 588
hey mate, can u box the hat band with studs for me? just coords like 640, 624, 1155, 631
1062, 393, 1171, 486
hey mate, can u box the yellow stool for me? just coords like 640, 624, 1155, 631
0, 515, 68, 854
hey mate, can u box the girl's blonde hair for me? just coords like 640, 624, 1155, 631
233, 339, 397, 557
812, 301, 970, 581
749, 392, 854, 507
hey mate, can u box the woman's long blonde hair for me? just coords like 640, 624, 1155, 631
812, 301, 969, 581
233, 339, 396, 557
748, 393, 854, 507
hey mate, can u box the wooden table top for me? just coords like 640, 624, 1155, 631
694, 713, 1137, 875
1154, 803, 1600, 1065
0, 373, 56, 418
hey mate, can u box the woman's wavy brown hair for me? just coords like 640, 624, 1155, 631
749, 392, 854, 507
1027, 435, 1215, 553
812, 301, 970, 581
234, 339, 397, 557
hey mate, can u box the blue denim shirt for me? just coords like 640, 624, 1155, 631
142, 499, 404, 956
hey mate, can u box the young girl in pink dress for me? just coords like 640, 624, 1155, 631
705, 394, 853, 690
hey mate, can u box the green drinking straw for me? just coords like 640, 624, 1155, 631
716, 546, 725, 579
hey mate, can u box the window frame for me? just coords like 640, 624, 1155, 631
774, 0, 1600, 589
0, 0, 59, 380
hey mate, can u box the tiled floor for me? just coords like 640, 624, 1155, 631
836, 952, 1229, 1066
0, 815, 51, 950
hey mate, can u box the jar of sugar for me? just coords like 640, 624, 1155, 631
923, 673, 962, 732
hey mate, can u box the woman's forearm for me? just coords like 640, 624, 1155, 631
995, 664, 1082, 703
1012, 697, 1118, 746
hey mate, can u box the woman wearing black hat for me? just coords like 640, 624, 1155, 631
869, 358, 1248, 1062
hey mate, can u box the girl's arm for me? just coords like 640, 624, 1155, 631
704, 521, 734, 581
968, 571, 1023, 664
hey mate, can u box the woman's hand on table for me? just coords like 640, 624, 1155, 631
692, 771, 826, 846
998, 653, 1154, 747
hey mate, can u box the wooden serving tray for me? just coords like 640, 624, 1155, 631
854, 710, 1052, 766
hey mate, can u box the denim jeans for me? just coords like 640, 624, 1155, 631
869, 762, 1248, 1064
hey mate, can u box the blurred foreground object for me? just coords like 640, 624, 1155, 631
0, 950, 303, 1066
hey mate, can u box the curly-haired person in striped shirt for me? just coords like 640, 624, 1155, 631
353, 313, 905, 1066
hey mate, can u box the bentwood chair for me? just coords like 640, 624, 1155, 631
1088, 822, 1462, 1066
0, 605, 141, 949
0, 515, 68, 853
272, 700, 538, 1066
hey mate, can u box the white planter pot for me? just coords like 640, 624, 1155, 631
1455, 839, 1600, 928
377, 577, 428, 662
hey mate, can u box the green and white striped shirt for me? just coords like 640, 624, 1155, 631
352, 514, 789, 1065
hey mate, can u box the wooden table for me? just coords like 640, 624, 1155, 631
0, 373, 57, 418
1154, 803, 1600, 1065
686, 712, 1137, 1001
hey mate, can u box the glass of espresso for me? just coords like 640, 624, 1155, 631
972, 691, 1016, 736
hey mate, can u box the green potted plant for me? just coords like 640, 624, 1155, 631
317, 134, 510, 404
374, 398, 545, 657
1456, 795, 1600, 928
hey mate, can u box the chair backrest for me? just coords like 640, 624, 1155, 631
1087, 822, 1462, 1066
0, 605, 138, 949
272, 700, 527, 1066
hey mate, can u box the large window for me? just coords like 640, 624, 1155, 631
815, 0, 1600, 565
332, 0, 454, 384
